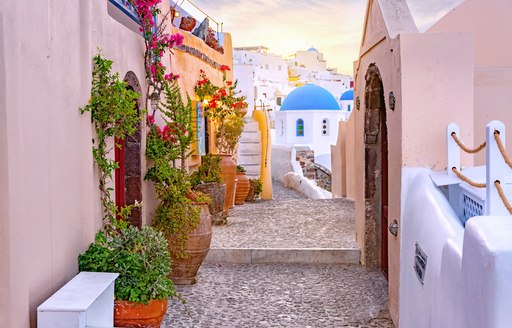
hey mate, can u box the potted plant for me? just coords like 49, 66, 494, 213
194, 65, 247, 213
190, 154, 227, 225
79, 53, 177, 327
78, 225, 177, 327
145, 79, 212, 285
234, 165, 250, 205
245, 178, 263, 202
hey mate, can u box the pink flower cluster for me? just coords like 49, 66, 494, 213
129, 0, 184, 84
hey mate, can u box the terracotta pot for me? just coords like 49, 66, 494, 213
114, 299, 167, 328
179, 16, 196, 32
218, 154, 236, 213
193, 182, 226, 225
169, 204, 212, 285
245, 180, 256, 202
235, 173, 250, 205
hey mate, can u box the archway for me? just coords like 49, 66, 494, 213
363, 64, 388, 276
115, 71, 143, 227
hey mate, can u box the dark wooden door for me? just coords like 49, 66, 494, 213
115, 137, 126, 210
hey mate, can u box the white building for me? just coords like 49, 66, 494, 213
288, 47, 352, 102
339, 89, 354, 121
274, 84, 344, 169
233, 46, 291, 114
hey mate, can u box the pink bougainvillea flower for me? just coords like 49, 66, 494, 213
220, 65, 230, 72
147, 115, 155, 125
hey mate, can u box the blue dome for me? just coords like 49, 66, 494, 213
340, 89, 354, 101
281, 84, 341, 111
307, 47, 318, 52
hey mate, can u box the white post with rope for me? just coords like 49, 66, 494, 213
486, 120, 508, 216
447, 123, 460, 176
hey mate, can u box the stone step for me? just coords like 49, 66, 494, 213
237, 155, 262, 165
237, 142, 261, 154
240, 165, 260, 177
205, 248, 360, 264
243, 119, 260, 131
239, 132, 261, 143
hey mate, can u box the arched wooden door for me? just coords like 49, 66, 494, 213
364, 63, 389, 277
115, 72, 143, 227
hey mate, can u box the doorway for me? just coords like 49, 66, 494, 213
363, 64, 388, 276
115, 71, 143, 227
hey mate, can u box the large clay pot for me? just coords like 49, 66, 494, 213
234, 172, 250, 205
114, 299, 167, 328
179, 16, 196, 32
169, 204, 212, 285
218, 154, 236, 212
193, 182, 226, 225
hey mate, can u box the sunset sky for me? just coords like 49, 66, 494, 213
183, 0, 463, 75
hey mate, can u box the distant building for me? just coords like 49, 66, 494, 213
339, 89, 354, 121
233, 46, 291, 115
274, 84, 343, 169
288, 47, 352, 103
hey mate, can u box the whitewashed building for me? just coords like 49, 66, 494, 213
274, 84, 343, 169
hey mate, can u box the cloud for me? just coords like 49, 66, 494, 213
188, 0, 464, 75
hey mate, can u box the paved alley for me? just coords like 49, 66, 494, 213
164, 180, 393, 327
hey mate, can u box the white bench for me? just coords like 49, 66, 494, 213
37, 272, 119, 328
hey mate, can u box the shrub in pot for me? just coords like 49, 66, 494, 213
145, 79, 212, 284
245, 178, 263, 202
190, 154, 226, 225
78, 224, 178, 327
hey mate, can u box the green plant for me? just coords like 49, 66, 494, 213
190, 154, 222, 187
80, 52, 141, 230
236, 165, 246, 173
217, 114, 245, 156
194, 66, 247, 154
78, 53, 181, 306
252, 179, 263, 195
145, 163, 201, 258
78, 226, 178, 303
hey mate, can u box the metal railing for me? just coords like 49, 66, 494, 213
447, 120, 512, 220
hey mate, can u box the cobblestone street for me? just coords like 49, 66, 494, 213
164, 180, 393, 327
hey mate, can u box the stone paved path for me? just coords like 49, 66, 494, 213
163, 180, 393, 327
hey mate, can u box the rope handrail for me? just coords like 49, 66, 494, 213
451, 132, 486, 154
494, 131, 512, 170
494, 180, 512, 215
452, 167, 486, 188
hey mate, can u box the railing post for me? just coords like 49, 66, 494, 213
486, 120, 508, 216
447, 123, 460, 176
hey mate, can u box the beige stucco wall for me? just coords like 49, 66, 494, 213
353, 35, 402, 323
0, 2, 233, 326
428, 0, 512, 165
171, 27, 234, 161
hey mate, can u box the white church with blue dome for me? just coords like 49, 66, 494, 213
274, 84, 346, 169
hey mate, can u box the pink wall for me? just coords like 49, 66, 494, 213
428, 0, 512, 165
400, 32, 475, 170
